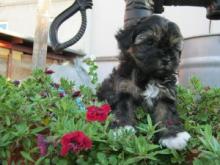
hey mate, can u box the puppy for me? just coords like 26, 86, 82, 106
97, 15, 190, 150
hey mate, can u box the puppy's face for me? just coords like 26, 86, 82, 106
116, 15, 183, 76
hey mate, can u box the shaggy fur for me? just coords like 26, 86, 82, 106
97, 15, 189, 148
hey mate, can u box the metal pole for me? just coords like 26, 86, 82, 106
124, 0, 154, 28
32, 0, 51, 70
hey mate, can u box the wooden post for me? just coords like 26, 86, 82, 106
32, 0, 51, 70
6, 49, 13, 79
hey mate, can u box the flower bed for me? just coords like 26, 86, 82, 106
0, 70, 220, 165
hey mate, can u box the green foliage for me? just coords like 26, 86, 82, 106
193, 125, 220, 165
177, 77, 220, 133
83, 58, 98, 84
0, 73, 220, 164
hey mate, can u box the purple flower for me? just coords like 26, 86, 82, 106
40, 91, 48, 98
72, 91, 81, 98
51, 83, 60, 89
44, 69, 55, 75
58, 88, 65, 98
37, 134, 48, 156
13, 80, 20, 86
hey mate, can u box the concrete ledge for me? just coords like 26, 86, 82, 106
95, 56, 119, 62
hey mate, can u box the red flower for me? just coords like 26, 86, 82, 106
44, 69, 55, 75
60, 131, 92, 156
92, 98, 96, 102
86, 104, 111, 122
59, 92, 65, 98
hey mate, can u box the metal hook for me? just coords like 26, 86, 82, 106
49, 0, 93, 52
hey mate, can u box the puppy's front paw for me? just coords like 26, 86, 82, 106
159, 132, 191, 150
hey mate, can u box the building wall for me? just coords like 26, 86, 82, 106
1, 0, 220, 81
0, 47, 59, 80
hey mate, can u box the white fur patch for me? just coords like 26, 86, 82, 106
112, 126, 136, 137
142, 83, 159, 107
159, 132, 191, 150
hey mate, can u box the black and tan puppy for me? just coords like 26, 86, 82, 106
97, 15, 190, 150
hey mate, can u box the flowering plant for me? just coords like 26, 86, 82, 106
0, 70, 220, 165
86, 104, 111, 122
37, 134, 49, 157
60, 131, 92, 156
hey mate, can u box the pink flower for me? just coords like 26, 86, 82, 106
86, 104, 111, 122
37, 134, 48, 156
60, 131, 92, 156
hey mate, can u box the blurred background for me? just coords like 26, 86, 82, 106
0, 0, 220, 84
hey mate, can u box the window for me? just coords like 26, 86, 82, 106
0, 22, 8, 30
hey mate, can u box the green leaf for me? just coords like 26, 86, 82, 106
124, 156, 146, 165
108, 155, 118, 165
97, 152, 107, 165
30, 126, 46, 134
35, 157, 46, 165
20, 151, 34, 162
147, 115, 153, 127
197, 113, 208, 122
0, 134, 12, 147
5, 116, 10, 126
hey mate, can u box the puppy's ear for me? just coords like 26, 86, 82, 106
167, 22, 183, 52
115, 28, 135, 51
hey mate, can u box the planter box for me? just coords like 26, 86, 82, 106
179, 34, 220, 87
